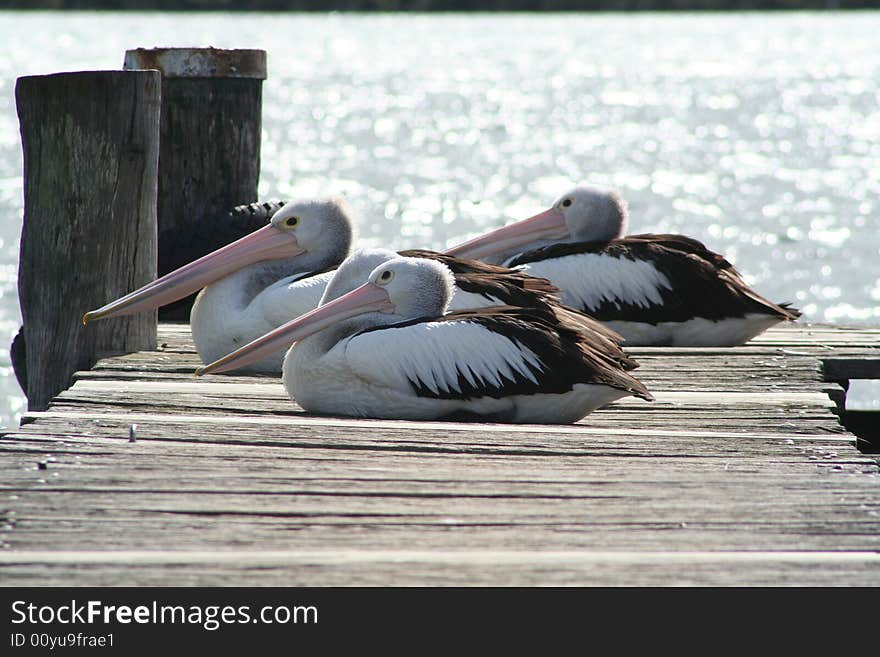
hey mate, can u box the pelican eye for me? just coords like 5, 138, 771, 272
561, 198, 573, 208
377, 269, 394, 285
285, 216, 300, 227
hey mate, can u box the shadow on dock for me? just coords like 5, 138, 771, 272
822, 356, 880, 453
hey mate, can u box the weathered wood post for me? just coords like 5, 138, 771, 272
16, 71, 161, 411
123, 47, 267, 319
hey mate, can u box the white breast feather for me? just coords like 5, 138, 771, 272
519, 253, 672, 311
346, 320, 545, 396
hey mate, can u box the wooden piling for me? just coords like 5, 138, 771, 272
15, 70, 161, 411
123, 48, 267, 319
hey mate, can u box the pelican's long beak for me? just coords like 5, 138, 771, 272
195, 282, 394, 376
445, 208, 569, 261
83, 225, 305, 324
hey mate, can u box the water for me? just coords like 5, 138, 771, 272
1, 10, 879, 429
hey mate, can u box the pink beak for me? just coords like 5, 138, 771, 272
445, 208, 569, 261
195, 281, 395, 376
83, 224, 305, 324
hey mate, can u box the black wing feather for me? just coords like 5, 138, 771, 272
359, 307, 652, 402
508, 238, 800, 324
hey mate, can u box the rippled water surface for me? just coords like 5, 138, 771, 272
1, 10, 879, 428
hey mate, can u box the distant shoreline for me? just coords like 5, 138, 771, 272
0, 1, 874, 12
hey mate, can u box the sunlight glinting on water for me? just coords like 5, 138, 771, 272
0, 11, 879, 428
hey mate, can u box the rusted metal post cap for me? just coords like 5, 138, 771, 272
123, 48, 266, 80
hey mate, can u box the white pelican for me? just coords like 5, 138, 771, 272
446, 185, 801, 347
83, 198, 355, 372
197, 256, 653, 423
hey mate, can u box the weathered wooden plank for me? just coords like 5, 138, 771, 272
7, 487, 876, 517
2, 321, 877, 586
5, 518, 880, 556
17, 401, 852, 437
1, 550, 880, 587
10, 410, 860, 443
2, 426, 876, 558
4, 502, 879, 553
1, 431, 872, 479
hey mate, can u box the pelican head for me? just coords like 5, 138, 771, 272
83, 196, 355, 324
196, 256, 455, 376
445, 185, 628, 262
319, 247, 399, 305
269, 197, 354, 272
362, 256, 455, 318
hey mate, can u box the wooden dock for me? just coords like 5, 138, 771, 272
1, 323, 879, 586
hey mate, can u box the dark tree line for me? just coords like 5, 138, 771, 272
0, 0, 876, 10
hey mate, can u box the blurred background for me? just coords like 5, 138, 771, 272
1, 1, 878, 9
0, 6, 878, 430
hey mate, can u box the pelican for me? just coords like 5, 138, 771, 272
83, 198, 354, 372
446, 185, 801, 346
197, 256, 653, 424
